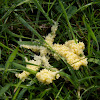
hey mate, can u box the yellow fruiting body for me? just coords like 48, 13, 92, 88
45, 33, 55, 46
52, 40, 88, 70
16, 22, 88, 84
15, 57, 41, 81
20, 45, 49, 56
36, 69, 60, 84
15, 71, 30, 82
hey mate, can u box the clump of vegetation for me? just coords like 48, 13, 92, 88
0, 0, 100, 100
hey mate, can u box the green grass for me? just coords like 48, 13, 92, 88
0, 0, 100, 100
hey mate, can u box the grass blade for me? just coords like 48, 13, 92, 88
88, 33, 91, 55
59, 72, 77, 88
81, 85, 100, 98
5, 47, 19, 73
39, 88, 51, 99
0, 83, 11, 97
58, 0, 76, 42
0, 42, 14, 51
0, 5, 15, 21
16, 0, 31, 7
0, 42, 24, 58
88, 58, 100, 65
14, 13, 45, 42
47, 0, 56, 15
1, 0, 32, 21
32, 0, 53, 24
2, 47, 18, 84
83, 16, 99, 51
78, 76, 100, 82
12, 88, 20, 100
12, 62, 37, 74
71, 2, 100, 19
55, 82, 64, 99
0, 48, 1, 60
6, 29, 31, 39
17, 88, 27, 100
18, 41, 42, 46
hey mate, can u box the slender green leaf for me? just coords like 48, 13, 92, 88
1, 0, 32, 21
0, 83, 11, 97
59, 72, 77, 88
81, 85, 100, 98
5, 47, 19, 73
1, 4, 15, 21
58, 0, 76, 42
83, 16, 99, 50
17, 88, 27, 100
88, 58, 100, 65
39, 88, 51, 99
0, 48, 1, 60
17, 0, 31, 7
14, 80, 22, 93
12, 62, 37, 74
0, 42, 13, 51
6, 29, 31, 39
55, 82, 64, 99
18, 41, 42, 46
12, 88, 20, 100
35, 0, 43, 24
32, 0, 53, 24
47, 0, 56, 15
78, 76, 100, 82
67, 6, 77, 19
74, 2, 100, 18
0, 42, 24, 58
88, 32, 91, 55
14, 13, 45, 42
